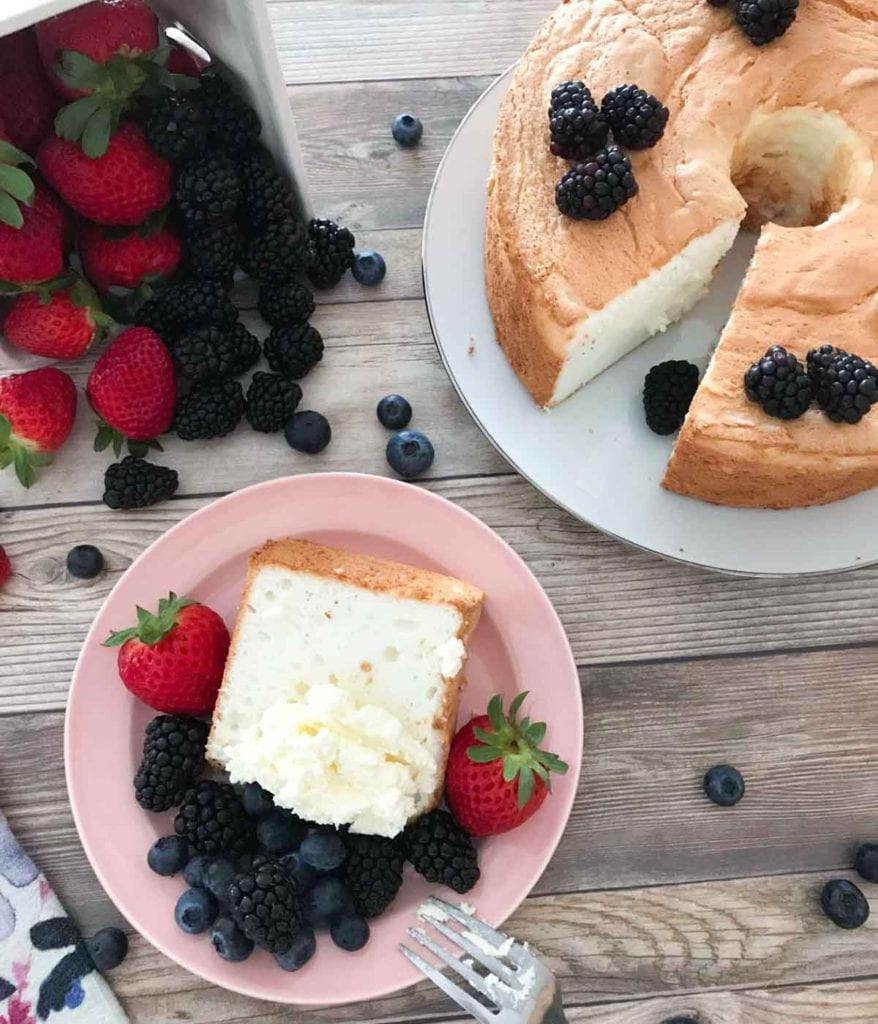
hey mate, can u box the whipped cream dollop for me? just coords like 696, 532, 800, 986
222, 682, 437, 837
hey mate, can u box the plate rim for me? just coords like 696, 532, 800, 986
64, 471, 583, 1005
421, 67, 872, 580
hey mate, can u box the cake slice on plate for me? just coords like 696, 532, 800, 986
207, 538, 484, 837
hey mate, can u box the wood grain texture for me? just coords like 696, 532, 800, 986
4, 644, 877, 919
3, 478, 878, 712
266, 2, 547, 84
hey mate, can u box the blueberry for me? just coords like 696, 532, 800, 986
273, 927, 317, 971
703, 764, 745, 807
211, 916, 254, 962
183, 854, 213, 888
304, 876, 353, 929
330, 915, 369, 952
241, 781, 275, 818
175, 888, 218, 934
386, 430, 434, 479
285, 411, 331, 454
257, 810, 307, 856
855, 843, 878, 884
280, 851, 319, 892
392, 113, 423, 147
377, 394, 412, 430
147, 835, 189, 876
352, 251, 386, 287
205, 857, 237, 907
86, 927, 128, 971
821, 878, 870, 929
300, 831, 346, 873
66, 544, 104, 579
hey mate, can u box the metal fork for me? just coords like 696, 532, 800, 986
400, 898, 568, 1024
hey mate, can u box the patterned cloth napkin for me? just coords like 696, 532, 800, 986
0, 811, 127, 1024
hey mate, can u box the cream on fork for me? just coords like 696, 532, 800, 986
401, 898, 567, 1024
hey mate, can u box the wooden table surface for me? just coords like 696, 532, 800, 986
2, 2, 878, 1021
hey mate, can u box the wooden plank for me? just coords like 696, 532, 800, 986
3, 478, 878, 710
26, 866, 878, 1023
286, 76, 495, 230
394, 980, 878, 1024
4, 645, 877, 914
0, 302, 508, 509
266, 2, 546, 84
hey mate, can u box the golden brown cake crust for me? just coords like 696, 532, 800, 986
486, 0, 878, 507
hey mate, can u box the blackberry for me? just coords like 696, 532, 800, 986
734, 0, 798, 44
305, 218, 356, 289
228, 855, 303, 954
187, 222, 239, 280
245, 372, 302, 433
144, 94, 207, 164
257, 280, 314, 327
175, 780, 257, 857
240, 218, 308, 283
601, 84, 669, 149
264, 324, 324, 379
555, 146, 638, 221
199, 72, 262, 155
643, 360, 700, 435
236, 149, 297, 230
175, 379, 246, 440
172, 324, 260, 382
743, 345, 812, 419
134, 715, 209, 812
548, 81, 609, 160
403, 810, 480, 894
103, 457, 178, 510
175, 151, 241, 229
139, 278, 238, 340
342, 834, 404, 919
807, 345, 878, 425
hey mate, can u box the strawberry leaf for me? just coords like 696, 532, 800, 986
0, 416, 11, 446
0, 193, 24, 229
55, 97, 102, 143
527, 721, 547, 746
517, 765, 535, 807
81, 105, 114, 159
56, 50, 104, 89
12, 445, 34, 488
104, 592, 197, 648
93, 420, 116, 453
487, 694, 505, 732
508, 691, 529, 719
466, 744, 503, 764
472, 726, 498, 747
0, 166, 34, 205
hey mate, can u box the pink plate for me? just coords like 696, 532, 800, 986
65, 473, 582, 1005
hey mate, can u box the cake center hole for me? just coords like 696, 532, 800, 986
730, 107, 869, 231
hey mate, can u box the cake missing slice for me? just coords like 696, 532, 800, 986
207, 539, 484, 837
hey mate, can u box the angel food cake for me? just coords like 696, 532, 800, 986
485, 0, 878, 508
207, 539, 484, 837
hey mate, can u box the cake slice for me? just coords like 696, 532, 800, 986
207, 538, 484, 837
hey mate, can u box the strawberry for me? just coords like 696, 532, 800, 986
38, 121, 171, 225
86, 326, 175, 453
80, 220, 182, 294
0, 30, 62, 153
35, 0, 159, 101
3, 276, 109, 360
0, 547, 10, 590
104, 593, 230, 715
166, 41, 207, 78
0, 367, 77, 487
445, 693, 569, 837
0, 142, 64, 284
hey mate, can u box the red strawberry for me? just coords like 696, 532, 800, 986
35, 0, 159, 101
0, 547, 10, 589
3, 276, 109, 359
104, 593, 230, 715
0, 367, 77, 487
445, 693, 569, 837
166, 41, 207, 78
87, 326, 175, 452
38, 121, 171, 226
0, 30, 62, 153
0, 155, 64, 283
80, 221, 182, 294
